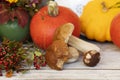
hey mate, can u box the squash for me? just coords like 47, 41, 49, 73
0, 19, 29, 41
0, 5, 30, 42
110, 13, 120, 48
80, 0, 120, 42
30, 1, 80, 50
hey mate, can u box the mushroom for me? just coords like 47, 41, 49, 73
66, 46, 80, 63
45, 40, 70, 70
54, 23, 80, 63
54, 23, 100, 67
68, 35, 100, 66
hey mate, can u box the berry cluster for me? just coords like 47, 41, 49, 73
0, 39, 46, 77
34, 54, 46, 70
0, 39, 25, 77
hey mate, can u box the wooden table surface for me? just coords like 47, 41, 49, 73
0, 39, 120, 80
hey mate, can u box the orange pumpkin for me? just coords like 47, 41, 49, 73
110, 13, 120, 48
30, 1, 80, 50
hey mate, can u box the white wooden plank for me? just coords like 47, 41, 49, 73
1, 40, 120, 79
61, 42, 120, 70
1, 70, 120, 80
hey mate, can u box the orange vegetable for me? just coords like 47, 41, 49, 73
30, 1, 80, 50
110, 13, 120, 48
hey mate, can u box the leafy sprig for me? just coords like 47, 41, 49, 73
0, 38, 46, 77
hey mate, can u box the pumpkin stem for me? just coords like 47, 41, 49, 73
109, 2, 120, 9
101, 1, 120, 12
48, 1, 59, 16
101, 2, 109, 12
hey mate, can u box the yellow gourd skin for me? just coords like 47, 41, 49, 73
80, 0, 120, 42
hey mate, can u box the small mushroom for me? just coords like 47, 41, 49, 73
54, 23, 74, 43
83, 50, 100, 67
66, 46, 80, 63
68, 35, 100, 67
54, 23, 101, 67
54, 23, 80, 63
45, 40, 69, 70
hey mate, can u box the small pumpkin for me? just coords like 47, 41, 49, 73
30, 1, 80, 50
80, 0, 120, 42
0, 19, 29, 41
0, 5, 29, 41
110, 13, 120, 48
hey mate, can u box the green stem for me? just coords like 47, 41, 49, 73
108, 2, 120, 9
101, 2, 109, 12
48, 1, 59, 16
101, 1, 120, 12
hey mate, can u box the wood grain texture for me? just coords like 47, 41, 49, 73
1, 70, 120, 80
0, 41, 120, 80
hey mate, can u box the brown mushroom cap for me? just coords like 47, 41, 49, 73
45, 40, 69, 70
83, 50, 100, 67
54, 23, 74, 43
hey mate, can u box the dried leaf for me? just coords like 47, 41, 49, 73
15, 7, 29, 28
0, 4, 29, 27
9, 10, 16, 21
0, 4, 10, 24
6, 70, 13, 78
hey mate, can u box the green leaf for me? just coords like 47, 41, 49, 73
27, 52, 34, 61
0, 64, 5, 69
34, 50, 42, 56
21, 69, 29, 74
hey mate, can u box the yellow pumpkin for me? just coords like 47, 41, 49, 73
80, 0, 120, 42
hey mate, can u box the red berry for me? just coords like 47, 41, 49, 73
0, 70, 2, 76
1, 58, 4, 60
2, 52, 6, 55
35, 64, 40, 70
4, 61, 8, 66
10, 56, 14, 59
0, 61, 2, 64
41, 63, 46, 67
0, 48, 2, 52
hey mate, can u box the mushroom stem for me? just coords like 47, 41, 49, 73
66, 47, 80, 63
68, 35, 100, 53
68, 35, 100, 67
54, 23, 100, 67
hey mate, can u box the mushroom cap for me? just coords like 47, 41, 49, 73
83, 50, 100, 67
45, 40, 69, 70
54, 23, 74, 43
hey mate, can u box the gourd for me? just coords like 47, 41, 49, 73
110, 13, 120, 48
0, 4, 30, 42
30, 1, 80, 50
80, 0, 120, 42
0, 19, 29, 41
